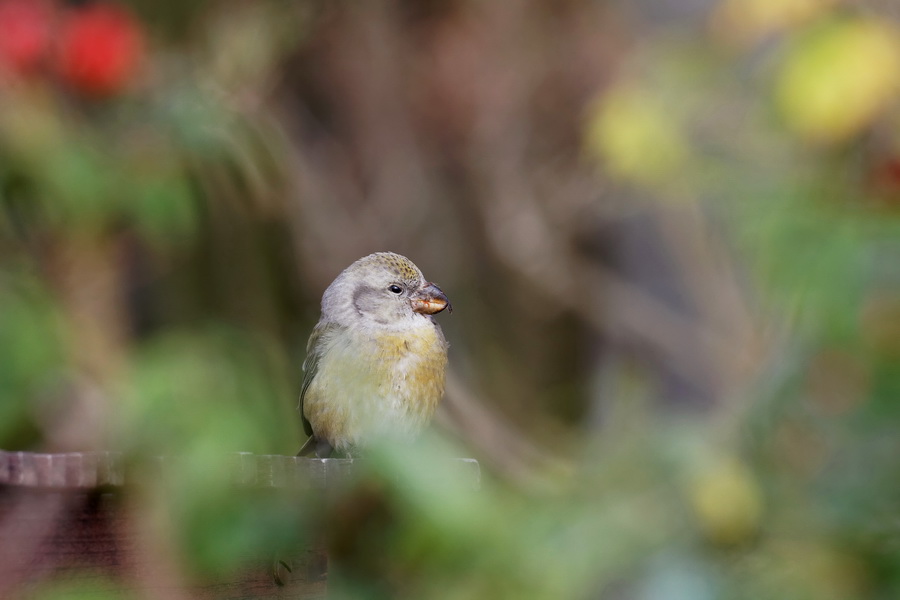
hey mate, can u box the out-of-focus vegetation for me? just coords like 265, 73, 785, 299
2, 0, 900, 598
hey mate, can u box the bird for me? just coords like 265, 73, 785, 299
297, 252, 451, 458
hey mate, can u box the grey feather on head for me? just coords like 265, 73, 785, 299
321, 252, 427, 329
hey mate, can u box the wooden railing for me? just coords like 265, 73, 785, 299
0, 450, 480, 599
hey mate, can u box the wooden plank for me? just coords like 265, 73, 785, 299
0, 451, 480, 490
0, 452, 480, 599
0, 451, 125, 488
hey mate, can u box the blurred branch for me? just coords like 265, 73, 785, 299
438, 370, 561, 486
42, 234, 129, 451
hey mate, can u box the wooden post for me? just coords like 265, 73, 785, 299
0, 451, 480, 599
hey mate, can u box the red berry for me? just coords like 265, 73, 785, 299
0, 0, 53, 75
58, 3, 143, 97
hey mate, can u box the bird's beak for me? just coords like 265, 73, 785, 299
410, 282, 452, 315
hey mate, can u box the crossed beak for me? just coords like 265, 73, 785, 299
410, 282, 452, 315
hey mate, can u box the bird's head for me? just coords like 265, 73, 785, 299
321, 252, 451, 329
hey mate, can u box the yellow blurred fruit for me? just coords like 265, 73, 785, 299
711, 0, 840, 45
689, 456, 762, 545
777, 19, 900, 144
584, 85, 688, 187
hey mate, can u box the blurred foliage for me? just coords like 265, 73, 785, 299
2, 0, 900, 598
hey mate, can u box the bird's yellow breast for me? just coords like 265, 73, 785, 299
303, 322, 448, 450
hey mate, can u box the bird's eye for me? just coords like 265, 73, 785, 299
388, 284, 403, 294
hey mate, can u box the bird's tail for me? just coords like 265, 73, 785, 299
296, 436, 333, 458
296, 436, 317, 457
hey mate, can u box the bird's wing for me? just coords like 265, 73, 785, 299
299, 321, 339, 437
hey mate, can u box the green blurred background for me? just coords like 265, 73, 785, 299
2, 0, 900, 598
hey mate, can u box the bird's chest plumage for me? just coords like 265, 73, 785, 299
304, 322, 448, 450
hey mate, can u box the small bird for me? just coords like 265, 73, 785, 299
297, 252, 451, 458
